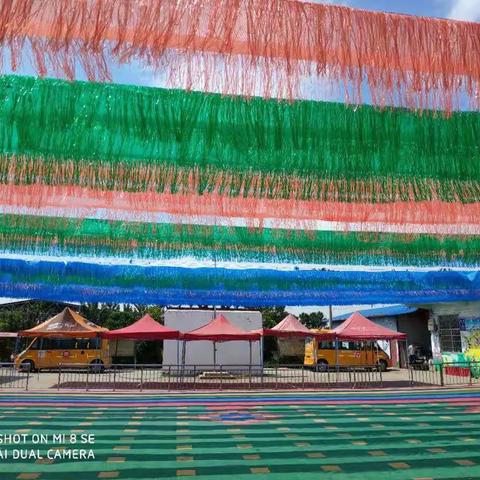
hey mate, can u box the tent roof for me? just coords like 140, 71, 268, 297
181, 314, 261, 341
333, 312, 407, 341
102, 314, 179, 340
262, 314, 314, 338
19, 308, 108, 338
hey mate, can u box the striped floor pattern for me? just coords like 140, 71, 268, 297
0, 388, 480, 479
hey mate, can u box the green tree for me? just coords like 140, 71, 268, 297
299, 311, 326, 329
257, 307, 286, 364
259, 307, 286, 329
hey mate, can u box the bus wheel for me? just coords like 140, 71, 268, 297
377, 360, 388, 372
89, 360, 105, 373
317, 360, 329, 372
20, 360, 36, 373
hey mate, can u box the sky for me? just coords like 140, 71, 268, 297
315, 0, 479, 20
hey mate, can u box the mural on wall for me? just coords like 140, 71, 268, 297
460, 318, 480, 361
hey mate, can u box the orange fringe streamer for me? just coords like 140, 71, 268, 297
2, 156, 480, 205
1, 0, 480, 110
2, 184, 480, 233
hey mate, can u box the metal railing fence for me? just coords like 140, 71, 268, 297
3, 361, 478, 391
409, 361, 480, 387
0, 362, 30, 390
52, 363, 384, 391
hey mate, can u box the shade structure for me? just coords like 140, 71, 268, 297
19, 308, 108, 338
333, 312, 407, 341
180, 314, 261, 368
259, 314, 328, 339
181, 314, 261, 342
101, 314, 180, 340
262, 314, 311, 337
258, 314, 335, 339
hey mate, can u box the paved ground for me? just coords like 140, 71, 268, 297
1, 389, 480, 479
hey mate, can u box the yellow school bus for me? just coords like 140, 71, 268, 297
14, 337, 111, 372
304, 330, 391, 371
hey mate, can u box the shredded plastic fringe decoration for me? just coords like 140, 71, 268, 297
0, 258, 479, 306
1, 76, 480, 203
2, 184, 480, 231
0, 214, 479, 268
1, 1, 480, 111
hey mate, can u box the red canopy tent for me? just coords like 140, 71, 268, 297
181, 314, 261, 367
102, 314, 179, 340
261, 314, 311, 338
332, 312, 407, 369
182, 314, 260, 341
260, 314, 335, 339
333, 312, 407, 340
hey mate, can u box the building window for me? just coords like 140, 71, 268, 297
438, 315, 462, 352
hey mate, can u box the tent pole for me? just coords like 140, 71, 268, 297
335, 337, 339, 380
405, 339, 409, 368
213, 341, 217, 369
181, 340, 186, 366
249, 341, 252, 367
260, 337, 264, 365
181, 340, 186, 383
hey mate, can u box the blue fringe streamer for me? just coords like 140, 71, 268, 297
0, 258, 478, 306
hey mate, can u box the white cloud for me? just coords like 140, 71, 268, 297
448, 0, 480, 21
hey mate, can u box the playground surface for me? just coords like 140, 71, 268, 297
1, 388, 480, 479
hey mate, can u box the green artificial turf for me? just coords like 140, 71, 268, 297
0, 396, 479, 479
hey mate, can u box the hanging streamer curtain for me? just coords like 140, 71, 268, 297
1, 4, 480, 306
2, 184, 480, 231
0, 214, 479, 268
1, 75, 480, 204
0, 74, 478, 284
0, 0, 480, 111
0, 258, 478, 306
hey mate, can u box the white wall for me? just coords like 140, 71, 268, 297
163, 309, 262, 368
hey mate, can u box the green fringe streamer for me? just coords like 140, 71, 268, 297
0, 214, 478, 267
0, 75, 480, 202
